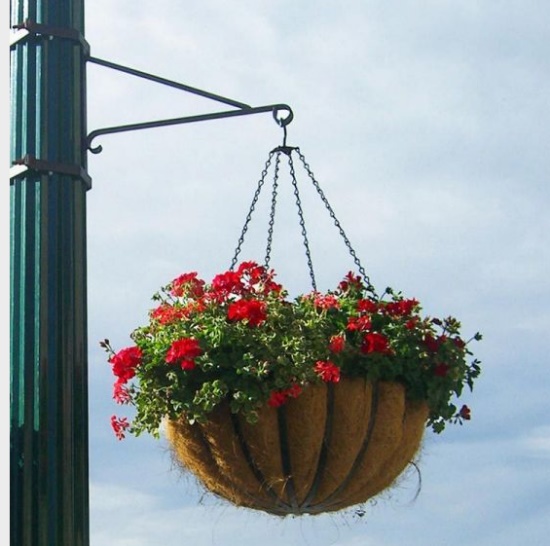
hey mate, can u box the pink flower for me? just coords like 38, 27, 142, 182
314, 361, 341, 383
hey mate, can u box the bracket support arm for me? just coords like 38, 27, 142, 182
85, 56, 294, 154
85, 103, 294, 154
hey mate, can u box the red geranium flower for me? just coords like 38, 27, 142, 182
113, 378, 132, 404
361, 332, 392, 354
434, 363, 450, 377
111, 415, 130, 440
329, 335, 346, 353
267, 384, 303, 407
384, 298, 419, 316
423, 334, 440, 353
210, 271, 243, 300
347, 316, 372, 332
227, 299, 267, 327
109, 346, 142, 382
357, 298, 378, 314
166, 338, 202, 370
170, 272, 205, 298
338, 271, 363, 292
312, 293, 340, 310
151, 303, 189, 325
405, 317, 418, 330
236, 261, 283, 295
314, 360, 341, 383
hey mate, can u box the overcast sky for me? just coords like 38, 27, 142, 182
7, 1, 550, 544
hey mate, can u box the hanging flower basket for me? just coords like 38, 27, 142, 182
104, 145, 481, 516
104, 261, 481, 516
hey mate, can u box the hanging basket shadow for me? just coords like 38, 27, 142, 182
166, 378, 428, 516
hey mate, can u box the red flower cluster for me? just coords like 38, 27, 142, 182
227, 299, 267, 327
312, 293, 340, 310
166, 338, 202, 370
113, 381, 132, 404
237, 261, 282, 295
267, 383, 303, 407
329, 335, 345, 353
434, 363, 450, 377
338, 272, 364, 292
151, 303, 189, 325
111, 415, 130, 440
347, 316, 372, 332
314, 360, 341, 383
170, 272, 205, 298
424, 333, 448, 353
361, 332, 392, 355
109, 346, 142, 382
211, 270, 243, 301
344, 295, 419, 357
384, 298, 419, 316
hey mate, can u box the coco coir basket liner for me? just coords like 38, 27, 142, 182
166, 378, 428, 516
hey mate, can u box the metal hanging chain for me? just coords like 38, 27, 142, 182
286, 153, 318, 291
230, 150, 277, 271
264, 152, 282, 269
294, 147, 375, 293
230, 140, 375, 295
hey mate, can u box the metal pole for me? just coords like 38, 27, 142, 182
10, 1, 90, 545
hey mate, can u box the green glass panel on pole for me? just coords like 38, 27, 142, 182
10, 1, 90, 545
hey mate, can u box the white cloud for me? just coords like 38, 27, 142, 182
522, 426, 550, 458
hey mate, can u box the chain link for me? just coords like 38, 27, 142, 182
230, 151, 276, 270
264, 152, 281, 269
295, 147, 374, 292
231, 145, 374, 294
287, 153, 317, 291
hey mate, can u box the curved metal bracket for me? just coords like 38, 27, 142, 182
85, 56, 294, 154
85, 103, 293, 154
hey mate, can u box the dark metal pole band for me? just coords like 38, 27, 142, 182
10, 19, 90, 56
10, 155, 92, 190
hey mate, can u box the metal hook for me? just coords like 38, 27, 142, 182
271, 123, 296, 156
272, 105, 294, 127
